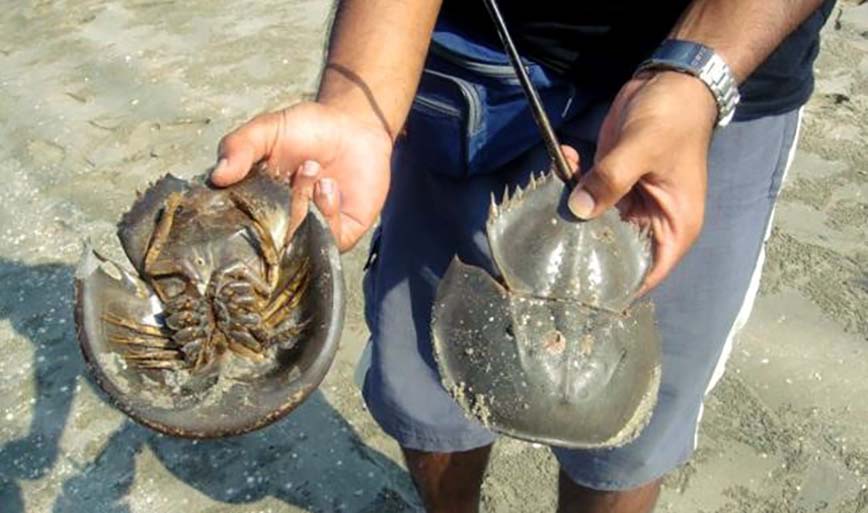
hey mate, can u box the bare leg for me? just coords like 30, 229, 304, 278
402, 445, 492, 513
558, 471, 661, 513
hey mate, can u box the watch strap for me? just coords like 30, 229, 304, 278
636, 39, 740, 127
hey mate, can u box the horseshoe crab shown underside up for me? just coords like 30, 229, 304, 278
432, 172, 662, 449
74, 167, 344, 438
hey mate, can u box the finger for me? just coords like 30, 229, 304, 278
211, 113, 280, 187
290, 160, 321, 195
560, 144, 580, 174
288, 160, 321, 237
313, 178, 342, 248
636, 218, 679, 296
312, 180, 369, 252
568, 138, 647, 220
636, 201, 704, 296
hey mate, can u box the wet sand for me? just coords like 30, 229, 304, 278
1, 1, 866, 512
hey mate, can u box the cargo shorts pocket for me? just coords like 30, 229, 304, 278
401, 35, 577, 178
404, 69, 479, 178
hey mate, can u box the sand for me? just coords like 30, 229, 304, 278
0, 1, 865, 512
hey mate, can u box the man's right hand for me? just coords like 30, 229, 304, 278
211, 101, 393, 252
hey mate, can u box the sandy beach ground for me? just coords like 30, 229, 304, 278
0, 1, 866, 512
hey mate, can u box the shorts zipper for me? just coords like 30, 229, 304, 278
413, 94, 462, 117
422, 68, 483, 136
429, 41, 522, 81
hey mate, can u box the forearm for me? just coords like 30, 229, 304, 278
670, 0, 824, 83
317, 0, 442, 141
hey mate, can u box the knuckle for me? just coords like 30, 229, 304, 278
222, 114, 273, 149
218, 131, 242, 152
590, 160, 632, 198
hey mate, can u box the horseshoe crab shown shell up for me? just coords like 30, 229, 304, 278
74, 166, 344, 438
432, 171, 661, 449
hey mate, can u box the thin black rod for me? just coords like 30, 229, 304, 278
481, 0, 573, 183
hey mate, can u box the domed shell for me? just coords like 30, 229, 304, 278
432, 172, 661, 448
487, 172, 651, 312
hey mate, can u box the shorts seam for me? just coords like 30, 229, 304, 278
362, 375, 496, 451
559, 454, 691, 491
766, 109, 802, 199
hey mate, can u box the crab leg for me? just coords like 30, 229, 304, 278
178, 335, 216, 371
122, 348, 186, 370
143, 193, 184, 278
258, 317, 310, 350
262, 281, 307, 328
195, 339, 213, 370
102, 312, 169, 338
124, 350, 184, 360
227, 329, 264, 354
214, 261, 270, 298
272, 317, 310, 338
244, 255, 310, 349
134, 360, 185, 370
261, 257, 310, 323
224, 328, 265, 360
217, 281, 260, 309
109, 334, 176, 349
228, 191, 281, 289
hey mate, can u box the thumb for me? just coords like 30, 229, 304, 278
568, 140, 647, 219
210, 113, 280, 187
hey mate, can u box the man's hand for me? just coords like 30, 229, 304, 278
210, 0, 441, 253
567, 71, 717, 293
211, 101, 393, 252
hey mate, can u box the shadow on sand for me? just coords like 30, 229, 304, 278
0, 258, 417, 513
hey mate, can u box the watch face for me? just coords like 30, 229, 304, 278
658, 40, 712, 68
642, 40, 740, 127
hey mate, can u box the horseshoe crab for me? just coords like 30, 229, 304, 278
74, 166, 344, 438
432, 172, 661, 448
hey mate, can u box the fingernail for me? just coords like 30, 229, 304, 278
568, 188, 595, 219
301, 160, 320, 177
319, 178, 335, 197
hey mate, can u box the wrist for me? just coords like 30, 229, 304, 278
311, 99, 395, 162
637, 71, 718, 130
317, 64, 399, 144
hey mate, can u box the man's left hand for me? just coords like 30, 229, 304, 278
568, 70, 718, 294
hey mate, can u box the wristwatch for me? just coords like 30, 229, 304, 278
635, 39, 741, 127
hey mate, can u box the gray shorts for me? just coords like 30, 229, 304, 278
359, 32, 802, 491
